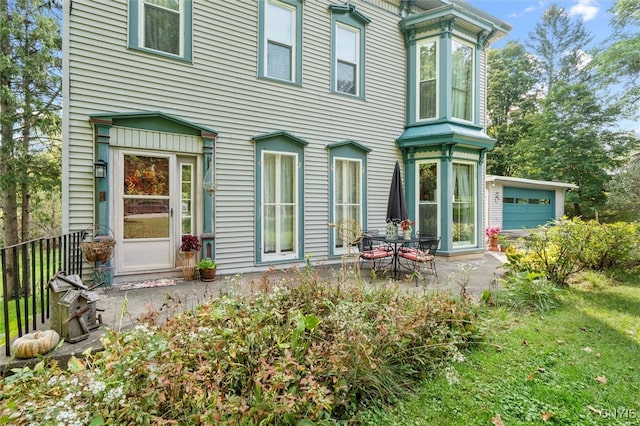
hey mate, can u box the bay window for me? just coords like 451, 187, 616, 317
417, 161, 439, 237
418, 39, 437, 120
451, 40, 474, 121
452, 162, 476, 246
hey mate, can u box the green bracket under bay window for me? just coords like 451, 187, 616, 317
253, 131, 307, 264
258, 0, 304, 85
329, 3, 370, 99
327, 140, 371, 257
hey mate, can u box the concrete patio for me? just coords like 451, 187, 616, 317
1, 251, 507, 373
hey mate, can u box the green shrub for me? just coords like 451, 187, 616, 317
496, 271, 561, 312
505, 218, 640, 286
0, 272, 481, 425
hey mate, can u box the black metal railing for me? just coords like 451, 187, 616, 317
1, 231, 85, 357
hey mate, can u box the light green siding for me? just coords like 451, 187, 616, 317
63, 0, 407, 275
111, 127, 201, 153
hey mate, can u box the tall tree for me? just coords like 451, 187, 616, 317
1, 0, 61, 298
486, 41, 538, 176
595, 0, 640, 120
0, 0, 61, 248
509, 4, 637, 218
526, 4, 593, 94
606, 155, 640, 221
513, 81, 635, 217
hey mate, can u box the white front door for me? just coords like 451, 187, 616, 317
114, 151, 195, 274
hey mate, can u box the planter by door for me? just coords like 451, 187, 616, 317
180, 251, 196, 281
488, 237, 499, 251
200, 268, 217, 282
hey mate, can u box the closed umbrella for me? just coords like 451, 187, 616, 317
386, 161, 408, 224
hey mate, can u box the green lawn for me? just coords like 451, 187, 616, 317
359, 272, 640, 425
1, 248, 54, 342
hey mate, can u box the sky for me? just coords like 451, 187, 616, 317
467, 0, 638, 132
469, 0, 616, 49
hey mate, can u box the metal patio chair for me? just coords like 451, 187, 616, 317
398, 233, 440, 284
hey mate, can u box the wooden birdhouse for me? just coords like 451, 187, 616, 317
48, 272, 102, 343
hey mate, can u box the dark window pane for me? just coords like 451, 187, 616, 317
337, 60, 356, 94
420, 80, 436, 119
267, 41, 292, 80
144, 4, 180, 55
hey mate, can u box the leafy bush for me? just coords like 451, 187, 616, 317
0, 273, 480, 425
496, 271, 561, 312
504, 218, 640, 286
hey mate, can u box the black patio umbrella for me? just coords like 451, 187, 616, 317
386, 161, 409, 224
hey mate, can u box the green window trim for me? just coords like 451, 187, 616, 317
327, 140, 370, 256
452, 160, 477, 248
329, 3, 370, 99
451, 38, 475, 123
403, 20, 482, 127
258, 0, 304, 85
417, 37, 439, 121
128, 0, 193, 62
253, 131, 307, 264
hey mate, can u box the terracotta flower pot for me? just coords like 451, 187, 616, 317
200, 267, 217, 282
488, 236, 499, 251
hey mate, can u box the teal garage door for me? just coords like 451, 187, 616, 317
503, 187, 554, 230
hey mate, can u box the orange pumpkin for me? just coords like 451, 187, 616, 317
11, 330, 60, 359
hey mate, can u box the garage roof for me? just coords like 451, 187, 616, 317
486, 175, 578, 190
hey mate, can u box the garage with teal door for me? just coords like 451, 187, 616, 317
502, 187, 555, 230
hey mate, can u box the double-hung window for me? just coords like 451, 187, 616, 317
254, 131, 307, 263
128, 0, 192, 61
328, 141, 369, 256
259, 0, 303, 84
335, 24, 359, 95
330, 4, 370, 98
263, 152, 298, 259
418, 39, 437, 120
333, 158, 362, 252
451, 39, 474, 122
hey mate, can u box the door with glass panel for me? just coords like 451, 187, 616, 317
452, 162, 476, 246
117, 152, 196, 273
417, 161, 439, 237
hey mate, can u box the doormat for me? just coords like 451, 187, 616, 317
118, 278, 175, 291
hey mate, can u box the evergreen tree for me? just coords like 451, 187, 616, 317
526, 4, 593, 94
486, 41, 538, 176
1, 0, 61, 297
0, 0, 61, 247
595, 0, 640, 120
506, 4, 638, 218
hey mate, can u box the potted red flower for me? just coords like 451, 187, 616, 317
485, 226, 501, 251
179, 235, 201, 281
400, 219, 414, 240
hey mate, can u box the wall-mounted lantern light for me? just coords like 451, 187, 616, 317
94, 159, 107, 179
